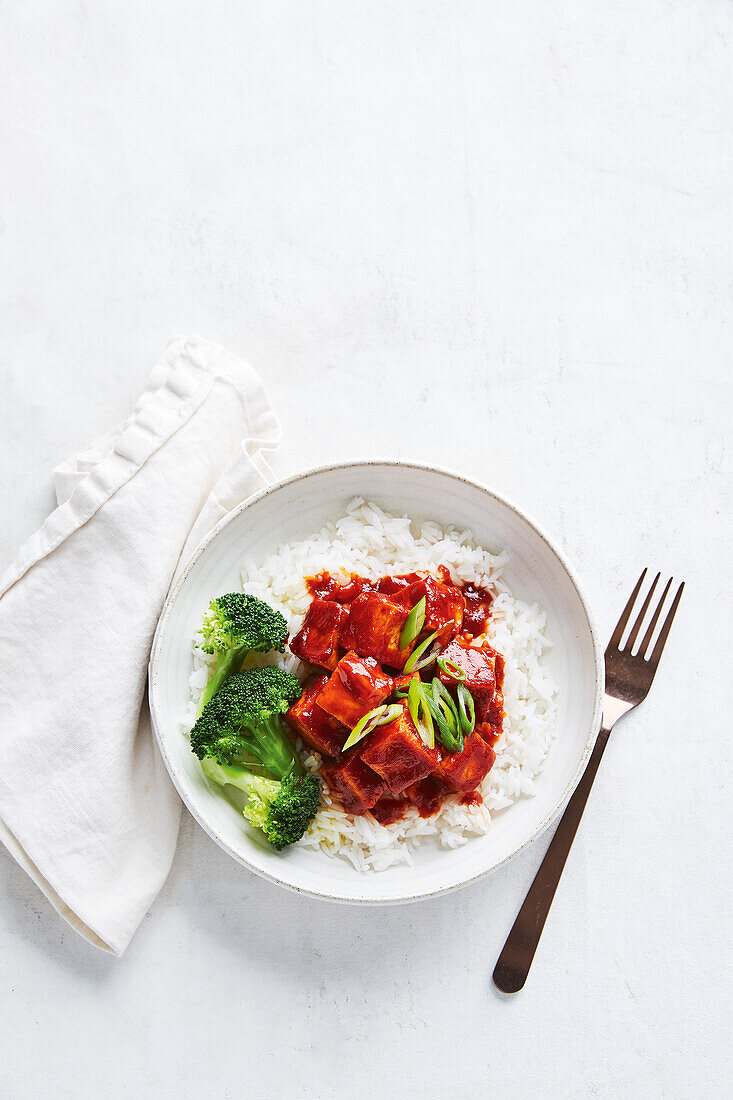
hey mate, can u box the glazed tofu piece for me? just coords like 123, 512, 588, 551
474, 685, 504, 727
393, 576, 464, 641
433, 730, 496, 793
290, 599, 348, 671
473, 688, 494, 724
475, 719, 501, 748
438, 640, 496, 693
361, 702, 439, 795
316, 651, 394, 728
323, 753, 386, 814
339, 592, 411, 668
375, 572, 423, 596
285, 674, 347, 758
474, 680, 504, 745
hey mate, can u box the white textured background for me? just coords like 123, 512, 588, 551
1, 3, 730, 1098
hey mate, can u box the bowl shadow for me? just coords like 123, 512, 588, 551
156, 813, 549, 996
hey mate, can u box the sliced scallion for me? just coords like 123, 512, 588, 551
428, 678, 463, 753
407, 677, 435, 748
403, 629, 440, 673
399, 595, 426, 650
342, 703, 402, 751
437, 655, 467, 682
407, 676, 421, 727
456, 682, 476, 737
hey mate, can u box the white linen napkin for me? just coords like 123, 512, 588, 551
0, 336, 279, 955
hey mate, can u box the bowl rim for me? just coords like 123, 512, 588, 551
149, 458, 604, 904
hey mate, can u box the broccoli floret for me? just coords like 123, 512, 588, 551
201, 758, 320, 849
250, 773, 321, 849
191, 666, 304, 777
197, 593, 289, 713
190, 655, 319, 849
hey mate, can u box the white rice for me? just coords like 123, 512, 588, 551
184, 498, 557, 872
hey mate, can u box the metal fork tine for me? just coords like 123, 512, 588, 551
625, 572, 660, 652
639, 576, 673, 658
608, 568, 647, 649
649, 581, 684, 667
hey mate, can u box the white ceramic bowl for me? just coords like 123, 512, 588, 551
149, 461, 603, 903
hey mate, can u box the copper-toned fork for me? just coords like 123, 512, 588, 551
493, 569, 684, 994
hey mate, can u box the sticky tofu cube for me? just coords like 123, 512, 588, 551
361, 703, 439, 795
290, 599, 348, 671
394, 577, 464, 641
474, 686, 505, 731
475, 719, 501, 748
323, 753, 386, 814
473, 689, 494, 724
438, 641, 495, 692
376, 572, 423, 596
433, 730, 496, 793
285, 674, 347, 758
339, 592, 410, 668
475, 684, 504, 745
316, 651, 394, 728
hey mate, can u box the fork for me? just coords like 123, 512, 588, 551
492, 569, 684, 994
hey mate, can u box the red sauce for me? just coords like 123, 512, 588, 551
372, 784, 484, 820
370, 797, 408, 826
370, 776, 446, 823
306, 572, 376, 602
461, 583, 494, 637
407, 776, 444, 818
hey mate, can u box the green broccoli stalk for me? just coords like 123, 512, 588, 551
201, 758, 321, 850
197, 593, 289, 714
191, 667, 320, 848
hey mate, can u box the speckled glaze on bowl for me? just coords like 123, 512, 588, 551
149, 461, 603, 904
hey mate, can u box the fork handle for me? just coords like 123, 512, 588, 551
493, 725, 612, 993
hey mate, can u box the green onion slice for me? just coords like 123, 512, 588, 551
407, 677, 435, 748
399, 596, 426, 650
428, 678, 464, 753
456, 682, 476, 737
403, 629, 440, 673
437, 656, 467, 682
342, 703, 402, 751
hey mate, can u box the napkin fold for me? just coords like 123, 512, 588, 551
0, 337, 279, 955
